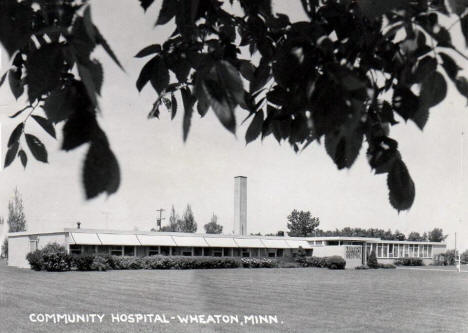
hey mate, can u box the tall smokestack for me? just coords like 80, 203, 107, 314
234, 176, 247, 236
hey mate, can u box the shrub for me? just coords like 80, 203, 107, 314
91, 256, 109, 271
26, 242, 70, 271
240, 258, 277, 268
355, 265, 369, 270
1, 238, 8, 258
367, 250, 379, 268
26, 250, 43, 271
73, 255, 95, 271
394, 258, 423, 266
326, 256, 346, 270
298, 256, 328, 268
41, 252, 72, 272
378, 263, 396, 269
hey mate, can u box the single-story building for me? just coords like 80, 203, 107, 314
7, 228, 446, 269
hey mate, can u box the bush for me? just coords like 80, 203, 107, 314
394, 258, 423, 266
26, 242, 71, 271
355, 265, 369, 270
91, 256, 109, 271
1, 238, 8, 258
326, 256, 346, 270
378, 263, 396, 269
41, 252, 72, 272
26, 250, 43, 271
367, 250, 379, 268
240, 258, 277, 268
298, 256, 328, 268
73, 255, 95, 271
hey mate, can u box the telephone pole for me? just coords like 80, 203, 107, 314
156, 208, 165, 231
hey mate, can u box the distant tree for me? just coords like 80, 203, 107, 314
407, 232, 424, 241
250, 232, 262, 236
7, 188, 27, 233
204, 214, 223, 234
422, 232, 429, 242
277, 231, 285, 237
179, 205, 197, 233
0, 217, 6, 257
367, 250, 378, 269
394, 230, 406, 241
428, 228, 447, 242
160, 205, 181, 232
461, 250, 468, 264
287, 210, 320, 237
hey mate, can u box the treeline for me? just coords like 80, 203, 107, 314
313, 227, 446, 242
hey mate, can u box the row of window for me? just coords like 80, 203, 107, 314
367, 243, 432, 258
69, 245, 313, 258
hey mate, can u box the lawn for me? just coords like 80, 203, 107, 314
0, 261, 467, 333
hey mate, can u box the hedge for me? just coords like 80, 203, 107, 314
394, 258, 424, 266
26, 250, 289, 271
296, 256, 346, 270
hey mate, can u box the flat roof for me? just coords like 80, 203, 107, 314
7, 228, 446, 246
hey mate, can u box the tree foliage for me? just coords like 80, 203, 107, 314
204, 214, 223, 234
1, 0, 468, 211
428, 227, 447, 242
179, 204, 198, 233
287, 209, 320, 237
7, 188, 27, 233
367, 250, 378, 268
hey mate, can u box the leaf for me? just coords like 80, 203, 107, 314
239, 60, 256, 81
413, 56, 437, 82
25, 134, 48, 163
135, 44, 161, 58
83, 130, 120, 199
156, 0, 177, 25
43, 87, 78, 124
136, 56, 158, 92
387, 158, 415, 211
78, 62, 98, 107
358, 0, 409, 19
392, 87, 419, 121
32, 115, 56, 139
181, 87, 194, 141
88, 60, 104, 95
412, 106, 429, 130
420, 71, 447, 108
0, 72, 6, 87
95, 27, 124, 70
245, 111, 264, 144
447, 0, 468, 16
8, 123, 24, 147
18, 149, 27, 168
139, 0, 155, 11
325, 127, 363, 169
461, 14, 468, 47
171, 93, 177, 120
455, 76, 468, 100
8, 69, 23, 99
439, 52, 460, 79
25, 44, 64, 102
62, 110, 98, 151
0, 0, 33, 57
4, 141, 19, 168
150, 57, 169, 94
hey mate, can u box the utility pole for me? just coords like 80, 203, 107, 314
156, 209, 165, 231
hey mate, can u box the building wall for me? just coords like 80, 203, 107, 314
37, 233, 67, 249
8, 236, 30, 268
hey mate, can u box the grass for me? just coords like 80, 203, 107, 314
1, 261, 467, 333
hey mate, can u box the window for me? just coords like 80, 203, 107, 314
268, 252, 276, 258
172, 247, 181, 256
160, 246, 170, 256
194, 247, 203, 256
377, 244, 382, 258
124, 246, 135, 256
213, 248, 223, 257
97, 246, 109, 254
241, 248, 250, 257
306, 249, 313, 256
148, 246, 159, 256
83, 245, 96, 254
388, 244, 393, 258
404, 245, 409, 257
110, 246, 123, 256
249, 248, 258, 257
428, 245, 432, 257
383, 244, 388, 258
327, 241, 339, 246
69, 244, 81, 255
277, 249, 284, 257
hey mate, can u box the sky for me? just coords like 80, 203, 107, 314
0, 0, 467, 250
